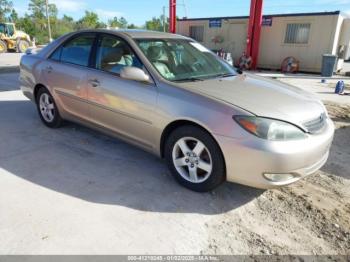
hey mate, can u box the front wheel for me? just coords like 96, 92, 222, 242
165, 126, 226, 192
36, 87, 63, 128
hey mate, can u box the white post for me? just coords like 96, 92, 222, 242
45, 0, 52, 42
163, 6, 166, 32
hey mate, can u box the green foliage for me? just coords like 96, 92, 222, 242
0, 0, 13, 21
1, 0, 168, 45
51, 15, 75, 39
127, 23, 138, 29
9, 8, 17, 22
108, 16, 129, 29
145, 15, 169, 32
20, 0, 58, 43
118, 17, 128, 28
76, 11, 99, 29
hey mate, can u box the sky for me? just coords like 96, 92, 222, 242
13, 0, 350, 26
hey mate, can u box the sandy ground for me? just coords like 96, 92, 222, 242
0, 72, 349, 255
276, 77, 350, 105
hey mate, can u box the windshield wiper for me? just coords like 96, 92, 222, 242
173, 77, 204, 82
173, 73, 235, 82
212, 73, 236, 78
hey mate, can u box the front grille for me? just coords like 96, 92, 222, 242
303, 113, 327, 134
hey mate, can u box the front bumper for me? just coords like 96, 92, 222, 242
215, 118, 334, 189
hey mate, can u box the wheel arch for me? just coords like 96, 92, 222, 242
160, 120, 225, 161
160, 119, 227, 181
33, 83, 49, 102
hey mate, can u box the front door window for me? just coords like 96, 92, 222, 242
95, 35, 143, 75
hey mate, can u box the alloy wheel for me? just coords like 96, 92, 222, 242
39, 93, 55, 123
172, 137, 213, 183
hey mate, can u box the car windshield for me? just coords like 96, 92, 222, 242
136, 38, 236, 82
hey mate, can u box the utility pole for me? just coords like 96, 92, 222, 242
163, 6, 166, 32
246, 0, 263, 70
169, 0, 176, 33
45, 0, 52, 42
169, 0, 187, 33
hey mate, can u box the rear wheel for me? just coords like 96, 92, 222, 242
36, 87, 63, 128
0, 40, 7, 53
165, 125, 226, 192
17, 40, 29, 53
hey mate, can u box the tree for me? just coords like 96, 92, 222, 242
16, 14, 36, 37
9, 8, 17, 22
108, 16, 128, 29
145, 16, 164, 32
3, 2, 172, 45
118, 17, 128, 29
62, 14, 73, 23
28, 0, 56, 19
0, 0, 13, 21
146, 15, 169, 31
27, 0, 58, 43
127, 23, 138, 29
108, 16, 119, 28
76, 11, 99, 29
52, 14, 74, 38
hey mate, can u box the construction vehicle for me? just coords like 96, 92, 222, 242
0, 22, 32, 53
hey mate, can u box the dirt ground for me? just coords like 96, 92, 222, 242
204, 102, 350, 255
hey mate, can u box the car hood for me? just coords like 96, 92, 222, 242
180, 73, 325, 127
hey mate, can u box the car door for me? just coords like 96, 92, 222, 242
86, 34, 157, 149
43, 33, 96, 121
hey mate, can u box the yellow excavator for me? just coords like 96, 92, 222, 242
0, 22, 32, 53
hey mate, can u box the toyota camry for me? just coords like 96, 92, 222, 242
20, 29, 334, 192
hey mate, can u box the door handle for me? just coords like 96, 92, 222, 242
88, 79, 100, 87
46, 66, 53, 73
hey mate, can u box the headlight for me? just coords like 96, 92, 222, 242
233, 116, 307, 141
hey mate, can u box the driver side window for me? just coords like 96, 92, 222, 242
95, 35, 143, 75
140, 41, 175, 79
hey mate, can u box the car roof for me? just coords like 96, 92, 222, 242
35, 29, 193, 59
75, 29, 191, 40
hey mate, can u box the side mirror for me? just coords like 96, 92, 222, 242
25, 48, 33, 55
236, 68, 243, 75
25, 48, 41, 55
120, 67, 150, 82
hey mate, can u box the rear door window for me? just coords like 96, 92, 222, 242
59, 34, 95, 67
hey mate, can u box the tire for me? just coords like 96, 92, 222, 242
0, 40, 7, 53
36, 87, 63, 128
17, 40, 30, 53
165, 125, 226, 192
